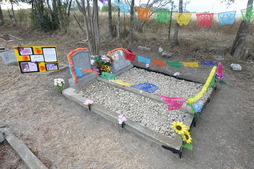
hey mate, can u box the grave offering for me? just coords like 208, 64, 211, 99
68, 48, 98, 88
13, 46, 59, 73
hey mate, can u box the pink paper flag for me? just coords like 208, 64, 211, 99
157, 94, 186, 110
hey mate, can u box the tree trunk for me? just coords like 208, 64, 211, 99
57, 0, 64, 30
0, 5, 4, 26
230, 0, 253, 59
117, 0, 121, 39
129, 0, 135, 43
10, 0, 17, 25
171, 0, 183, 46
108, 0, 113, 39
168, 2, 174, 40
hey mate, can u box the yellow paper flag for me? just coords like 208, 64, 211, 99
182, 62, 199, 67
175, 13, 192, 26
110, 79, 133, 86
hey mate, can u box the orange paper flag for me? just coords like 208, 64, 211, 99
80, 68, 100, 74
152, 59, 166, 66
135, 6, 152, 20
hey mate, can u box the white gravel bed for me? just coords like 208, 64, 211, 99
117, 68, 213, 103
77, 68, 214, 138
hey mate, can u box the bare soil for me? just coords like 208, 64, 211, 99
0, 24, 254, 169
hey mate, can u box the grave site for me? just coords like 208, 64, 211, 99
0, 1, 254, 168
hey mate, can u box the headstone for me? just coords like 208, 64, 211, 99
68, 50, 97, 88
109, 50, 133, 76
0, 50, 18, 66
0, 132, 4, 143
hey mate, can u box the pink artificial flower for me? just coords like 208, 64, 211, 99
145, 63, 150, 68
215, 62, 224, 79
105, 56, 110, 62
84, 99, 93, 105
112, 56, 117, 61
118, 114, 127, 125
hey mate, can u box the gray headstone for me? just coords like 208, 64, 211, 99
0, 132, 4, 143
109, 50, 133, 76
0, 50, 18, 66
68, 50, 97, 88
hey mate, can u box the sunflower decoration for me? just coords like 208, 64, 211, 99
100, 65, 110, 73
182, 130, 192, 144
172, 121, 189, 135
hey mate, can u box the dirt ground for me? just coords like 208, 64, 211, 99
0, 26, 254, 169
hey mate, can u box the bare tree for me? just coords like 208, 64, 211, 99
171, 0, 183, 46
129, 0, 135, 42
108, 0, 114, 39
230, 0, 253, 59
76, 0, 100, 55
0, 4, 4, 26
117, 0, 121, 39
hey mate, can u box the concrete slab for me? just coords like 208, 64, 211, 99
0, 128, 48, 169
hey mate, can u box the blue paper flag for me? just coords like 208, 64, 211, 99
130, 83, 159, 93
218, 11, 236, 25
200, 62, 218, 66
114, 1, 130, 14
137, 56, 151, 64
69, 65, 82, 77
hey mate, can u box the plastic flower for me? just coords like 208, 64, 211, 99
84, 99, 93, 105
54, 78, 65, 92
118, 114, 127, 125
182, 131, 192, 144
145, 63, 150, 68
172, 121, 189, 135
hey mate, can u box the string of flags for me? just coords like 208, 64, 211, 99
100, 0, 254, 26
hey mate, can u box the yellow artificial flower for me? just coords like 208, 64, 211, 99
172, 121, 189, 135
100, 65, 110, 72
182, 131, 192, 144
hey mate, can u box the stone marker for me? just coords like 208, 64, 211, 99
0, 132, 5, 143
68, 50, 97, 88
109, 50, 133, 76
0, 50, 17, 66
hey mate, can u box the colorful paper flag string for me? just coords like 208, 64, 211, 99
166, 62, 182, 68
152, 59, 166, 66
182, 62, 199, 67
175, 13, 192, 26
114, 1, 130, 14
218, 11, 236, 25
123, 49, 136, 61
100, 72, 117, 80
155, 10, 171, 23
110, 79, 133, 86
200, 62, 217, 66
137, 56, 151, 64
69, 65, 82, 77
80, 68, 100, 74
157, 94, 186, 110
99, 0, 108, 4
135, 6, 152, 20
241, 8, 254, 21
196, 13, 214, 27
130, 83, 159, 93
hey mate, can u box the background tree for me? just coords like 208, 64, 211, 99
0, 2, 4, 26
229, 0, 253, 60
76, 0, 100, 55
108, 0, 114, 39
129, 0, 134, 42
171, 0, 183, 46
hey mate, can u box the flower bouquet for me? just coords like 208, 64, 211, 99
90, 55, 116, 74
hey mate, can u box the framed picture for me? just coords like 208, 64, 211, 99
20, 62, 39, 73
45, 63, 59, 71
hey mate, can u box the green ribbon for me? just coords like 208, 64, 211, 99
166, 62, 182, 68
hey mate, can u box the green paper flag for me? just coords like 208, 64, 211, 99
241, 8, 254, 21
156, 10, 171, 23
182, 143, 193, 150
166, 62, 182, 68
99, 72, 117, 80
208, 76, 216, 88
